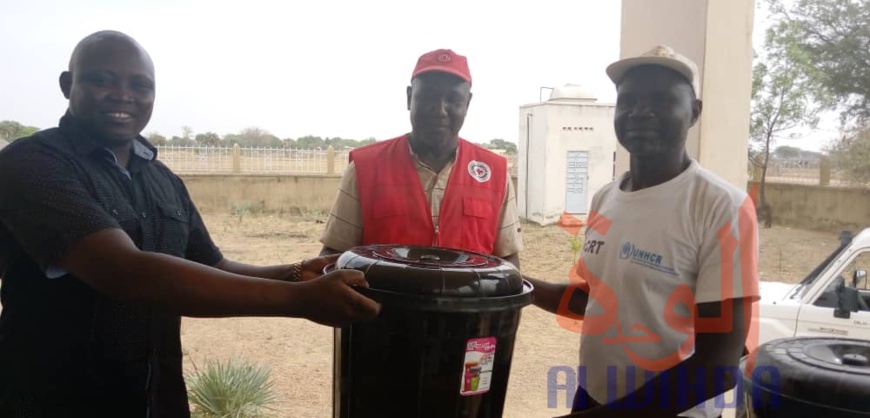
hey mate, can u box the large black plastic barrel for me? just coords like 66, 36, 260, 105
739, 337, 870, 417
329, 244, 534, 418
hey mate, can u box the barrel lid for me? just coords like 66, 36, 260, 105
334, 244, 523, 298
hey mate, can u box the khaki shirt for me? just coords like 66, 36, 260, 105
320, 151, 523, 257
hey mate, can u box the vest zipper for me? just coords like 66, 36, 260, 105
433, 224, 440, 246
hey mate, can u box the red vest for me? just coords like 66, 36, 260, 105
349, 135, 507, 255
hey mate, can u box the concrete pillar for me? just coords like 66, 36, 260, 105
232, 144, 241, 173
614, 0, 756, 190
819, 156, 831, 186
326, 145, 336, 174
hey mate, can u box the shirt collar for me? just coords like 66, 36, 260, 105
98, 140, 155, 167
130, 139, 155, 160
58, 111, 158, 162
406, 133, 459, 170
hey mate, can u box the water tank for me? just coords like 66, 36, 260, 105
548, 84, 597, 103
330, 245, 534, 418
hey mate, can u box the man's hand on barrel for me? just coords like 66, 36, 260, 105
297, 254, 341, 281
295, 268, 381, 327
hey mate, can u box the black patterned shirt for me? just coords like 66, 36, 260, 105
0, 113, 223, 417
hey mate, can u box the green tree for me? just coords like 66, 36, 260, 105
0, 120, 40, 142
485, 139, 518, 154
324, 137, 379, 149
195, 132, 222, 146
168, 135, 196, 146
295, 135, 325, 148
750, 48, 820, 211
827, 125, 870, 185
145, 131, 168, 146
181, 126, 194, 141
767, 0, 870, 126
225, 127, 282, 147
774, 145, 802, 159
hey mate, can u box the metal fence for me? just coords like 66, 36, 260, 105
156, 145, 864, 188
157, 145, 868, 188
157, 146, 233, 173
156, 145, 350, 175
157, 144, 519, 176
748, 159, 862, 187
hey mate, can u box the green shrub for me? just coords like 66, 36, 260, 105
186, 357, 278, 418
568, 235, 583, 263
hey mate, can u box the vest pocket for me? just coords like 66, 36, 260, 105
462, 196, 494, 218
460, 196, 497, 253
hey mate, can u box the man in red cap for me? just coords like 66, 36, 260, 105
319, 49, 522, 265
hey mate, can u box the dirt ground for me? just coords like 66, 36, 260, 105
177, 212, 842, 418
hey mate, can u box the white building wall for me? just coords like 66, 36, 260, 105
542, 103, 616, 224
518, 105, 551, 222
519, 99, 617, 225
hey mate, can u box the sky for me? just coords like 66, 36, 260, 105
0, 0, 842, 152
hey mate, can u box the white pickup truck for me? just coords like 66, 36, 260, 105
731, 228, 870, 417
753, 227, 870, 348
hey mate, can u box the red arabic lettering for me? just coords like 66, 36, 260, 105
555, 258, 589, 334
602, 322, 662, 344
585, 210, 613, 236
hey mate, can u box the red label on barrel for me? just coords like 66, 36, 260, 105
460, 337, 496, 396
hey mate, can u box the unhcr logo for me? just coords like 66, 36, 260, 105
618, 242, 663, 265
619, 242, 634, 260
618, 242, 677, 276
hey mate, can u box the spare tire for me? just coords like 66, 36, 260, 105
740, 337, 870, 417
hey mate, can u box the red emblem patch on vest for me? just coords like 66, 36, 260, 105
467, 160, 491, 183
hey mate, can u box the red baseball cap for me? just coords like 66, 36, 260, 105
411, 49, 472, 85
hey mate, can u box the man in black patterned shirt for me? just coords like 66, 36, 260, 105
0, 30, 379, 417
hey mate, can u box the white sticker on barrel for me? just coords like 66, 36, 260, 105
460, 337, 496, 396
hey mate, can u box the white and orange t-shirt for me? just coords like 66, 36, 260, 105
577, 159, 760, 418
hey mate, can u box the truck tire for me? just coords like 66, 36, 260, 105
741, 337, 870, 417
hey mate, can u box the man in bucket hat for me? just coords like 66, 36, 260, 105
524, 45, 759, 418
320, 49, 522, 265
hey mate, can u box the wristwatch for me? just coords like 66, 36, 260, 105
288, 261, 303, 282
